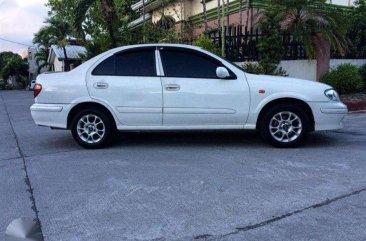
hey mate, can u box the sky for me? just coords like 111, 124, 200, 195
0, 0, 48, 55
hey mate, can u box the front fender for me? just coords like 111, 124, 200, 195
245, 92, 312, 129
254, 92, 311, 114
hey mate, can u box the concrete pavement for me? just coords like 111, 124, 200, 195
1, 91, 365, 241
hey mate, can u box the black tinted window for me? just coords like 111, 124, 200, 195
160, 49, 221, 78
115, 49, 156, 76
92, 48, 156, 76
92, 56, 115, 75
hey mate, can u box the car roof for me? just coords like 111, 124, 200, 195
109, 43, 203, 53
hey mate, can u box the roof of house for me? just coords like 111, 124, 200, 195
48, 45, 87, 63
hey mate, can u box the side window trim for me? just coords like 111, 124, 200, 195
155, 49, 164, 76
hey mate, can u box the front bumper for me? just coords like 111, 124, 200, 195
309, 101, 348, 131
30, 103, 73, 129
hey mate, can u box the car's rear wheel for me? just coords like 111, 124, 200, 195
71, 109, 114, 148
259, 105, 309, 147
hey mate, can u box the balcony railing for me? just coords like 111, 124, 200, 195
127, 13, 152, 28
130, 0, 174, 12
131, 0, 152, 11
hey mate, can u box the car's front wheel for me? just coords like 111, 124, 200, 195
71, 109, 114, 148
260, 105, 309, 147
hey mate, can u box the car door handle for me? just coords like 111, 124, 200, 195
94, 82, 108, 89
165, 84, 180, 91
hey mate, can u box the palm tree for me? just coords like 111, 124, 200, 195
48, 17, 73, 71
33, 26, 52, 72
34, 48, 50, 73
263, 0, 348, 80
34, 17, 73, 72
75, 0, 117, 48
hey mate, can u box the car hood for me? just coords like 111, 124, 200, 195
244, 73, 333, 102
248, 73, 330, 88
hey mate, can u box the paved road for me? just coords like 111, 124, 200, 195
1, 90, 366, 241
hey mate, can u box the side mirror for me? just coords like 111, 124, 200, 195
216, 67, 231, 79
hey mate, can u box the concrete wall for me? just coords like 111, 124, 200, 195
236, 59, 366, 80
152, 0, 185, 23
52, 58, 64, 72
328, 0, 355, 6
189, 0, 219, 16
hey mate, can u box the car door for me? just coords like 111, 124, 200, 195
158, 47, 250, 127
87, 47, 162, 126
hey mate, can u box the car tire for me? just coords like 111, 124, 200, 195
71, 108, 115, 149
259, 104, 310, 148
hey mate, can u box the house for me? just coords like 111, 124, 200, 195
47, 45, 87, 72
20, 47, 47, 81
129, 0, 356, 37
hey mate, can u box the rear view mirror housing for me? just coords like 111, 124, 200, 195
216, 67, 231, 79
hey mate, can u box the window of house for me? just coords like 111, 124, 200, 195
160, 48, 222, 79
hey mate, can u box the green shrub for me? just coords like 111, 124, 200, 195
193, 34, 219, 54
359, 64, 366, 89
320, 63, 364, 94
242, 62, 288, 76
242, 62, 265, 75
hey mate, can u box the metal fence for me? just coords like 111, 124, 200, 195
207, 26, 366, 62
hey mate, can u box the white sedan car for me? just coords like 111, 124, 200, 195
29, 79, 36, 90
30, 44, 347, 148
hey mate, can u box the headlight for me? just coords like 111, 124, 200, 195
324, 89, 340, 102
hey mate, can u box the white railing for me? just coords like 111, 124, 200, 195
131, 0, 151, 11
127, 13, 152, 27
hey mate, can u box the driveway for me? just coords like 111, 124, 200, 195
1, 90, 366, 241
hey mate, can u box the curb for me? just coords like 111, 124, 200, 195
349, 110, 366, 114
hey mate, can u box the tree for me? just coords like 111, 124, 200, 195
256, 8, 284, 75
33, 26, 52, 72
34, 17, 73, 71
0, 53, 28, 86
48, 17, 73, 71
75, 0, 118, 48
348, 0, 366, 58
0, 52, 16, 75
264, 0, 348, 80
35, 48, 51, 73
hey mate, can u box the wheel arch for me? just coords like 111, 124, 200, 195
255, 98, 315, 131
67, 101, 117, 130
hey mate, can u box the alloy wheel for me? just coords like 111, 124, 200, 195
76, 114, 105, 144
269, 111, 303, 143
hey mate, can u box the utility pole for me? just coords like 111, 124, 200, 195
203, 0, 208, 32
217, 0, 221, 53
221, 0, 226, 57
226, 0, 230, 27
142, 0, 146, 43
245, 0, 250, 30
239, 0, 243, 32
